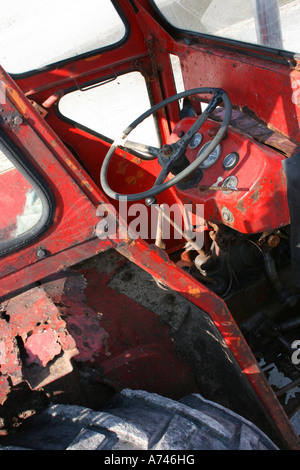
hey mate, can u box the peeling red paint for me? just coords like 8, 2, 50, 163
25, 330, 62, 367
0, 286, 77, 402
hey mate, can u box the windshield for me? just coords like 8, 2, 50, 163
152, 0, 300, 55
0, 0, 126, 74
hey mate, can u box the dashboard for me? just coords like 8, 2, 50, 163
169, 117, 290, 234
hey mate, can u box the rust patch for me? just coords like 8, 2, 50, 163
116, 160, 129, 175
188, 286, 201, 298
236, 199, 247, 214
84, 54, 102, 62
5, 87, 28, 117
131, 157, 143, 164
42, 272, 109, 363
65, 156, 78, 171
250, 188, 260, 203
125, 169, 144, 185
125, 175, 138, 185
79, 178, 94, 192
64, 156, 94, 191
0, 286, 78, 403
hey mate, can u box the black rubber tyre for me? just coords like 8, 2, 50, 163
0, 389, 278, 450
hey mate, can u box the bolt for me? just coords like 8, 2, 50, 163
145, 196, 157, 206
36, 247, 48, 259
162, 144, 173, 157
222, 207, 234, 223
268, 234, 280, 248
13, 115, 23, 126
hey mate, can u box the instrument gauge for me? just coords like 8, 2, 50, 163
198, 142, 222, 169
223, 152, 239, 170
188, 133, 203, 149
222, 175, 238, 193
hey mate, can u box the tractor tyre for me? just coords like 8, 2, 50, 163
0, 389, 278, 450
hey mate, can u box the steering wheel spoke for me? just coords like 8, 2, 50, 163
122, 140, 160, 160
154, 158, 175, 187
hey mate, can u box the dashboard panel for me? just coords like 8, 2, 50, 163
169, 117, 290, 234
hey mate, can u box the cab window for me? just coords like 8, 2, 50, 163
0, 0, 127, 74
0, 136, 52, 255
152, 0, 299, 54
59, 71, 161, 147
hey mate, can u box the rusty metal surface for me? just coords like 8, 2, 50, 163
40, 251, 198, 399
211, 107, 300, 157
115, 238, 300, 450
0, 286, 77, 404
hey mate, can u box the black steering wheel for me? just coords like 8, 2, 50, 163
100, 87, 232, 201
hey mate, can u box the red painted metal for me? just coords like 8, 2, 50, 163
42, 256, 198, 399
0, 67, 113, 290
133, 0, 300, 142
170, 117, 290, 234
9, 0, 299, 144
116, 237, 300, 450
180, 47, 300, 143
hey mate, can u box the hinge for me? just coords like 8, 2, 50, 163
135, 38, 158, 82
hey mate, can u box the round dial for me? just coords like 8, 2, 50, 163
198, 142, 222, 169
188, 133, 203, 149
223, 152, 239, 170
222, 175, 238, 193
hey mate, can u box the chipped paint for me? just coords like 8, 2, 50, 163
125, 175, 137, 185
291, 79, 300, 107
0, 286, 77, 401
187, 286, 201, 298
0, 10, 298, 447
84, 54, 103, 62
5, 86, 28, 117
25, 329, 62, 367
116, 160, 129, 175
79, 178, 94, 192
42, 271, 110, 363
124, 169, 144, 185
250, 188, 260, 203
65, 156, 78, 171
